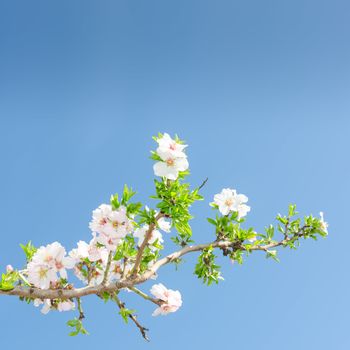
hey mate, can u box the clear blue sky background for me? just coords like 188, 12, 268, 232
0, 1, 349, 349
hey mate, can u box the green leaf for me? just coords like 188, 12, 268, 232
20, 241, 37, 262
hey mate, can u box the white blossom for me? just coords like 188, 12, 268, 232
213, 188, 250, 218
158, 217, 171, 233
89, 204, 133, 251
153, 156, 189, 180
57, 300, 75, 312
27, 263, 57, 289
27, 242, 74, 289
156, 133, 187, 158
34, 298, 75, 314
153, 133, 189, 180
319, 212, 328, 234
69, 236, 108, 263
150, 283, 182, 316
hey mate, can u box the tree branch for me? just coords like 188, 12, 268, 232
0, 228, 308, 300
131, 212, 164, 276
112, 293, 149, 341
128, 286, 161, 306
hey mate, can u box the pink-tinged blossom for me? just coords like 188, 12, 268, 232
31, 242, 75, 279
150, 283, 182, 316
57, 300, 75, 312
34, 298, 75, 314
108, 260, 124, 282
153, 133, 189, 180
89, 204, 113, 233
134, 225, 163, 249
27, 263, 57, 289
27, 242, 74, 289
89, 204, 133, 251
156, 133, 187, 158
212, 188, 250, 218
69, 236, 108, 263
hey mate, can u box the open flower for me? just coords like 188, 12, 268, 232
69, 236, 108, 263
156, 133, 187, 158
150, 283, 182, 316
27, 263, 58, 289
89, 204, 133, 251
153, 155, 189, 180
27, 242, 74, 288
153, 133, 189, 180
212, 188, 250, 218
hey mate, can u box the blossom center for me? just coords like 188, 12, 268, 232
55, 261, 63, 270
38, 268, 48, 279
166, 158, 175, 166
224, 199, 233, 207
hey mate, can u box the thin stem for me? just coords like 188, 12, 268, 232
76, 297, 85, 320
122, 258, 128, 279
102, 251, 113, 285
131, 212, 164, 276
197, 177, 208, 191
128, 286, 161, 306
113, 293, 149, 341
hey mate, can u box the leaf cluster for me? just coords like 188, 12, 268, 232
194, 245, 222, 285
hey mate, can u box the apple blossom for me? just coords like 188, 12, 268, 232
150, 283, 182, 316
156, 133, 187, 158
213, 188, 250, 218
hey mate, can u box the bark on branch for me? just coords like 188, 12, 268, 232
0, 236, 293, 300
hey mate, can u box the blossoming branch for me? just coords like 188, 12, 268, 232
0, 133, 328, 340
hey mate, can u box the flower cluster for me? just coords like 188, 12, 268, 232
27, 242, 74, 290
89, 204, 134, 251
153, 133, 189, 180
212, 188, 250, 218
150, 283, 182, 316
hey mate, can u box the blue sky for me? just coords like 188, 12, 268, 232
0, 1, 349, 349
